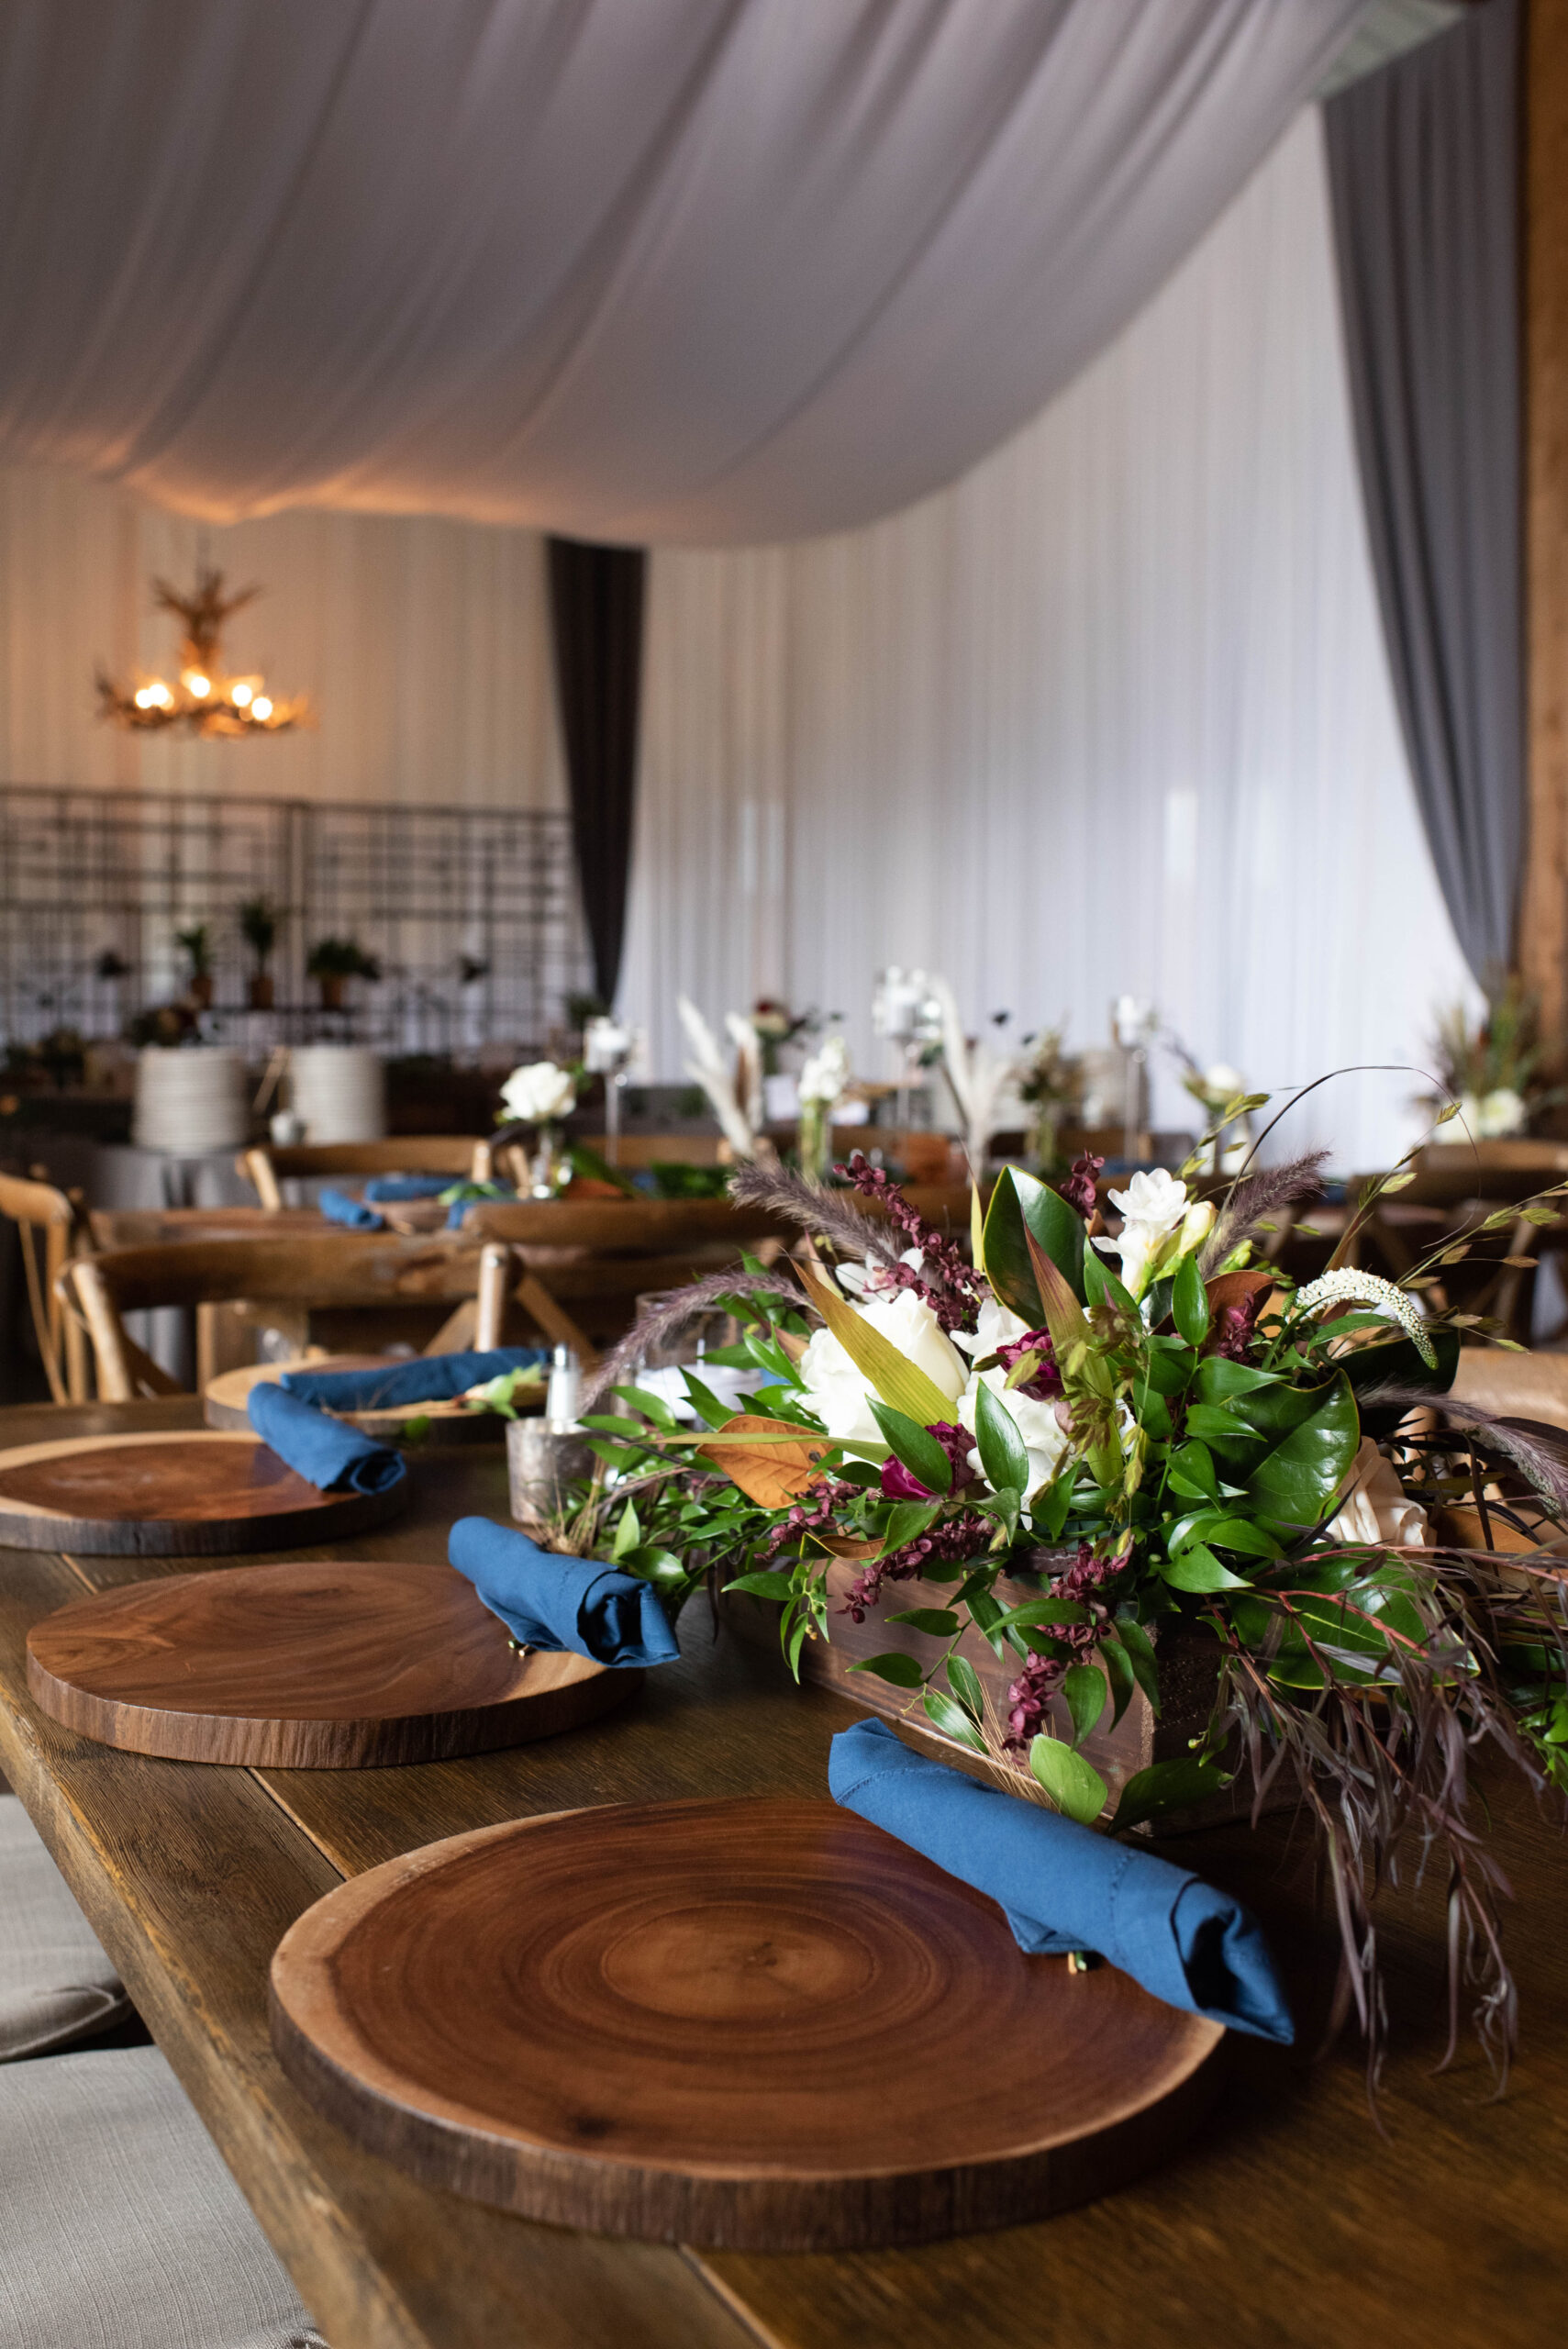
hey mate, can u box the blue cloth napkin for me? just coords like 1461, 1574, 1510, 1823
448, 1517, 680, 1667
281, 1348, 548, 1412
318, 1186, 384, 1230
361, 1175, 452, 1202
829, 1718, 1292, 2042
247, 1379, 406, 1496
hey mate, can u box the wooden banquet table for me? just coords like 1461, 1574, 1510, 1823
0, 1398, 1564, 2349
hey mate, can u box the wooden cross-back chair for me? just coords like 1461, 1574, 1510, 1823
239, 1136, 493, 1212
0, 1169, 93, 1403
59, 1235, 521, 1403
466, 1197, 797, 1352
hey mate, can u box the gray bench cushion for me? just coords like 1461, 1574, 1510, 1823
0, 1792, 128, 2059
0, 2043, 325, 2348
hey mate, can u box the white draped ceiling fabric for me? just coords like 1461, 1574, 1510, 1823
0, 0, 1364, 541
621, 112, 1473, 1173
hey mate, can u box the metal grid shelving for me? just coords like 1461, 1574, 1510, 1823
0, 785, 589, 1057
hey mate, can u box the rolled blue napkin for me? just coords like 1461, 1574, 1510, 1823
448, 1517, 680, 1667
361, 1175, 452, 1203
247, 1379, 406, 1496
829, 1718, 1292, 2043
281, 1347, 548, 1411
318, 1186, 384, 1230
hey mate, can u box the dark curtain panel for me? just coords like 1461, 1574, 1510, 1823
546, 536, 647, 1006
1323, 0, 1523, 980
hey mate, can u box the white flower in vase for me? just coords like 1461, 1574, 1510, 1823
500, 1060, 577, 1124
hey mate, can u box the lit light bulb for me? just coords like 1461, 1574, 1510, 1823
230, 682, 253, 708
183, 671, 211, 698
148, 681, 173, 708
250, 695, 273, 721
133, 687, 153, 709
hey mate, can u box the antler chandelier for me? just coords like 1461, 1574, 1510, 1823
96, 568, 307, 737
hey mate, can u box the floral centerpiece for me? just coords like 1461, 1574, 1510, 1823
561, 1100, 1568, 2078
1430, 971, 1560, 1141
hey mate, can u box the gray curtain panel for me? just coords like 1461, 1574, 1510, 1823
1323, 0, 1524, 981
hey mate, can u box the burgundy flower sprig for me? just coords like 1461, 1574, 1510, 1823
835, 1151, 984, 1333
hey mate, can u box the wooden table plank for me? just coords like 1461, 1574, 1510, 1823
0, 1408, 766, 2349
2, 1398, 1566, 2348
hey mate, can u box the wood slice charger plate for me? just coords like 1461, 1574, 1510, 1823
26, 1561, 636, 1766
269, 1797, 1224, 2250
204, 1357, 540, 1442
0, 1431, 407, 1555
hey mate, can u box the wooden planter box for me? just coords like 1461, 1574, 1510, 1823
722, 1564, 1255, 1828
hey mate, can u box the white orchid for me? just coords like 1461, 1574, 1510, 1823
1095, 1167, 1215, 1300
795, 1286, 967, 1445
499, 1059, 576, 1125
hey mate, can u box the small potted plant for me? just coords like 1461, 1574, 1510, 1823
306, 934, 380, 1012
174, 922, 214, 1009
239, 896, 280, 1009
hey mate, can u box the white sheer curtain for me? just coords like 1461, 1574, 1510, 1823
0, 0, 1362, 541
621, 111, 1474, 1174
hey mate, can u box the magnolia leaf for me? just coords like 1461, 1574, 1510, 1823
1160, 1543, 1250, 1593
981, 1168, 1046, 1325
697, 1414, 831, 1506
1029, 1733, 1107, 1825
795, 1262, 958, 1428
1246, 1371, 1361, 1523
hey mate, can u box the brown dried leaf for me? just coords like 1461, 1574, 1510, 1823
696, 1414, 830, 1506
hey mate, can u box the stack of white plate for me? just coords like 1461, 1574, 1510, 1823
133, 1048, 250, 1153
288, 1046, 386, 1143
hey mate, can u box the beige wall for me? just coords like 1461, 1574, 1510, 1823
0, 466, 564, 810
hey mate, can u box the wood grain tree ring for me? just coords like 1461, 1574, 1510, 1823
270, 1798, 1224, 2250
0, 1430, 407, 1554
203, 1358, 539, 1442
26, 1561, 637, 1766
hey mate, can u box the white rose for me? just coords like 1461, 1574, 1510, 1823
799, 1033, 851, 1105
1327, 1438, 1429, 1549
958, 1364, 1070, 1499
500, 1060, 576, 1124
1203, 1063, 1245, 1099
796, 1286, 967, 1443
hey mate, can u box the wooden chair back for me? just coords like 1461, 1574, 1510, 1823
0, 1168, 92, 1403
466, 1197, 790, 1253
239, 1137, 491, 1211
574, 1133, 728, 1170
61, 1234, 511, 1403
